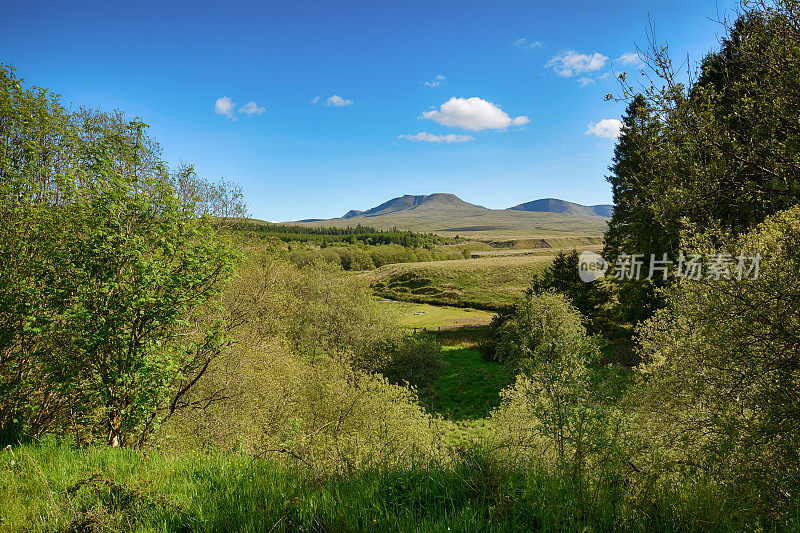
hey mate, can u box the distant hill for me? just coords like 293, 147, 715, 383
289, 193, 610, 240
508, 198, 613, 218
342, 193, 487, 218
341, 210, 364, 219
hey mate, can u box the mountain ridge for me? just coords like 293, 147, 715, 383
508, 198, 612, 218
340, 194, 611, 220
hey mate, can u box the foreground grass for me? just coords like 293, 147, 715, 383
2, 441, 786, 532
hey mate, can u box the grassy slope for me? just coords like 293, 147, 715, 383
291, 206, 608, 241
378, 301, 495, 329
365, 255, 553, 310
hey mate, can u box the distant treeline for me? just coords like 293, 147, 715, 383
229, 220, 458, 247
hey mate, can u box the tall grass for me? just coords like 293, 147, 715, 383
2, 440, 790, 532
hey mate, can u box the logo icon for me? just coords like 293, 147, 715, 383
578, 251, 608, 283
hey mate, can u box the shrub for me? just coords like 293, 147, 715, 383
630, 206, 800, 516
370, 333, 445, 389
493, 292, 598, 372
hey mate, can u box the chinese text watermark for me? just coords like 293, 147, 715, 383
578, 252, 761, 283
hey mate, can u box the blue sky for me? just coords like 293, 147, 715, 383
2, 0, 738, 221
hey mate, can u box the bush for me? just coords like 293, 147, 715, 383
490, 292, 620, 501
371, 333, 445, 389
0, 65, 240, 447
630, 206, 800, 517
492, 292, 598, 372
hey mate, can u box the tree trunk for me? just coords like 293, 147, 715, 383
108, 411, 121, 447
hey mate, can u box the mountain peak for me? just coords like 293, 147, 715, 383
342, 193, 486, 218
508, 198, 612, 218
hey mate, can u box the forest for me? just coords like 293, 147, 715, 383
2, 1, 800, 530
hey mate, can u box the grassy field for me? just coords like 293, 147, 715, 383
418, 346, 511, 420
366, 255, 553, 310
378, 301, 495, 329
293, 206, 608, 241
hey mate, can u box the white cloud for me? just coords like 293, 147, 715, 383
424, 74, 447, 87
616, 52, 642, 66
399, 132, 474, 143
214, 96, 236, 119
577, 77, 595, 87
326, 94, 353, 107
240, 101, 266, 115
546, 51, 608, 77
513, 37, 544, 49
421, 97, 529, 131
310, 96, 321, 104
585, 118, 623, 139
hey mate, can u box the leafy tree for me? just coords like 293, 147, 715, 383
614, 2, 800, 243
491, 292, 619, 497
604, 95, 674, 260
528, 250, 612, 332
493, 291, 599, 372
602, 96, 673, 324
631, 206, 800, 516
0, 64, 240, 446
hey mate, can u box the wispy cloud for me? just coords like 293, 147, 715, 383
240, 101, 266, 115
326, 94, 353, 107
214, 96, 236, 120
513, 37, 544, 49
399, 132, 474, 143
585, 118, 623, 139
616, 51, 642, 66
546, 50, 608, 77
424, 74, 447, 87
421, 97, 529, 131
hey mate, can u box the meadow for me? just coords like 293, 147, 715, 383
367, 255, 554, 309
377, 300, 495, 329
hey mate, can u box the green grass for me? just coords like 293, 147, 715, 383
2, 440, 785, 532
367, 255, 553, 309
418, 346, 511, 420
378, 300, 495, 329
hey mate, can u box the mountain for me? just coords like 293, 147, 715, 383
287, 193, 609, 240
342, 193, 486, 218
508, 198, 612, 218
341, 210, 364, 219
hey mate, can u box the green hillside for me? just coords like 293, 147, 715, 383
508, 198, 613, 218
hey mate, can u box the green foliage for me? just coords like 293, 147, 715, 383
222, 252, 394, 359
233, 220, 457, 247
0, 64, 240, 447
371, 333, 445, 389
630, 206, 800, 517
529, 249, 614, 332
490, 293, 626, 510
611, 2, 800, 255
163, 253, 440, 470
492, 292, 598, 371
